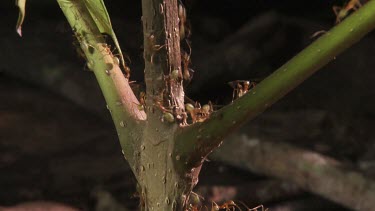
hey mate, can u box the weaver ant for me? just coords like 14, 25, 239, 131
185, 101, 213, 123
178, 1, 191, 40
333, 0, 362, 24
181, 41, 194, 84
228, 80, 257, 102
211, 200, 242, 211
146, 34, 166, 64
211, 200, 268, 211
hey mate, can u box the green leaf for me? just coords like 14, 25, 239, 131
82, 0, 127, 75
15, 0, 26, 36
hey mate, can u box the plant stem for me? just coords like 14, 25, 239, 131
57, 0, 146, 166
175, 0, 375, 168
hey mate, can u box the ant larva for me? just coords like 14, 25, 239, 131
333, 0, 362, 24
138, 91, 146, 111
187, 192, 205, 211
163, 112, 175, 123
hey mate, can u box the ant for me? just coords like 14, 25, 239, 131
333, 0, 362, 24
173, 106, 188, 126
185, 101, 213, 123
179, 0, 193, 85
178, 1, 191, 41
181, 49, 194, 83
101, 43, 131, 78
147, 34, 166, 64
211, 200, 242, 211
72, 28, 131, 77
228, 80, 257, 102
211, 200, 268, 211
138, 91, 146, 111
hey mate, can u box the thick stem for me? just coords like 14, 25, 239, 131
175, 0, 375, 168
139, 0, 193, 210
142, 0, 184, 116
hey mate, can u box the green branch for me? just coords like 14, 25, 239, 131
57, 0, 146, 165
175, 0, 375, 168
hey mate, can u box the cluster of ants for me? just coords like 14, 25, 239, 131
137, 89, 215, 126
144, 79, 256, 126
70, 0, 260, 126
143, 1, 260, 126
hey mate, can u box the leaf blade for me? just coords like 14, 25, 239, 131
15, 0, 26, 36
82, 0, 127, 76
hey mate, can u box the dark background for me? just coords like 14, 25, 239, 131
1, 0, 374, 210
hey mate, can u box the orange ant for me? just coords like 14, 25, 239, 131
211, 200, 268, 211
100, 43, 131, 77
182, 51, 194, 82
185, 101, 213, 123
152, 90, 173, 113
72, 28, 131, 77
181, 40, 194, 85
137, 91, 146, 111
178, 1, 191, 40
147, 34, 166, 63
211, 200, 242, 211
333, 0, 362, 24
228, 80, 257, 102
235, 201, 268, 211
173, 106, 188, 126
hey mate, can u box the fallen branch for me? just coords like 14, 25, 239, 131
196, 179, 302, 206
211, 133, 375, 211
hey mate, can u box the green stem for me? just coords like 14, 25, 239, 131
175, 0, 375, 168
57, 0, 146, 166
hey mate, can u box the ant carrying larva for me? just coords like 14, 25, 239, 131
184, 101, 213, 124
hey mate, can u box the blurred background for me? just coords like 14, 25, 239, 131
1, 0, 375, 210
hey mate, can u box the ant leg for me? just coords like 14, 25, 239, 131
332, 6, 342, 23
